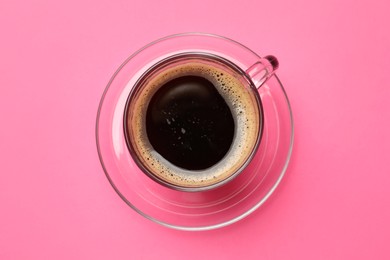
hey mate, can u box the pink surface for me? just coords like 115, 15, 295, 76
1, 0, 389, 259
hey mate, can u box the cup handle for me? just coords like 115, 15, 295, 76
246, 55, 279, 89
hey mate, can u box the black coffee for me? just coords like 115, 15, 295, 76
146, 76, 234, 170
125, 57, 261, 189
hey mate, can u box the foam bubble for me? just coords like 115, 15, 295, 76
126, 56, 261, 189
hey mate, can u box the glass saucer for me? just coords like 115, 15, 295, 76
96, 33, 293, 231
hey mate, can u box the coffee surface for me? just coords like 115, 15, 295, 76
146, 75, 234, 170
125, 57, 261, 188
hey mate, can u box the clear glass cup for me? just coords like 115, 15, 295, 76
96, 33, 293, 230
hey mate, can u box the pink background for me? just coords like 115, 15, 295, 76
1, 0, 389, 259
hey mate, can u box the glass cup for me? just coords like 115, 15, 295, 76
123, 50, 278, 192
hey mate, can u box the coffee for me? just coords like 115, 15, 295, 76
146, 75, 234, 170
124, 55, 262, 189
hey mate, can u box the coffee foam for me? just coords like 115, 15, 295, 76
126, 58, 261, 189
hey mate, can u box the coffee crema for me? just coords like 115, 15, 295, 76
125, 56, 261, 189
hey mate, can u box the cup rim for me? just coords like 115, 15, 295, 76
123, 52, 264, 192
